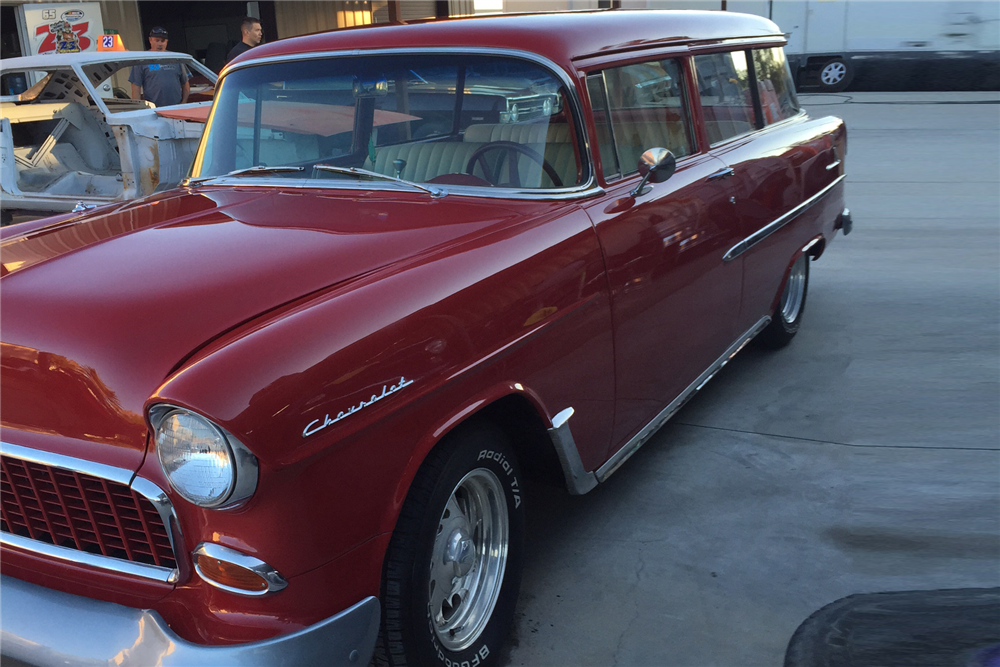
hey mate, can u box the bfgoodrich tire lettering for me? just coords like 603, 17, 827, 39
375, 423, 524, 667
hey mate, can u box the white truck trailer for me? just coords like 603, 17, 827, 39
630, 0, 1000, 91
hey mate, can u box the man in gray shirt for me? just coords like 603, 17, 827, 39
129, 27, 189, 107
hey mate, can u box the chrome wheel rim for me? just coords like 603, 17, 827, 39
429, 468, 509, 651
821, 62, 847, 86
780, 255, 807, 323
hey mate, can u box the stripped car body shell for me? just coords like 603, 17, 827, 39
0, 51, 216, 216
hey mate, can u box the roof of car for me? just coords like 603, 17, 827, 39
228, 10, 783, 73
0, 50, 198, 71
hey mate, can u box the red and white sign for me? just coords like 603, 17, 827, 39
20, 3, 104, 55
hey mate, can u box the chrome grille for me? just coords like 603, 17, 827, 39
0, 454, 177, 570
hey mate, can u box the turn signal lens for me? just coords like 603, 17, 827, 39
194, 553, 269, 592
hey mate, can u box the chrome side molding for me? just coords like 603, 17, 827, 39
724, 174, 846, 262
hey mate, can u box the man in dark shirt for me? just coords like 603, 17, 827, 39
129, 27, 190, 107
226, 17, 263, 64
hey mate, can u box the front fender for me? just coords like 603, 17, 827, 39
145, 203, 614, 587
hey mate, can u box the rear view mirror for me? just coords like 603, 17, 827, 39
353, 75, 388, 98
631, 147, 676, 197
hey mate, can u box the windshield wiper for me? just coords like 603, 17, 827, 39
226, 165, 305, 177
312, 165, 446, 198
184, 165, 305, 186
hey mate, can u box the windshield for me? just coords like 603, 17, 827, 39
192, 54, 584, 190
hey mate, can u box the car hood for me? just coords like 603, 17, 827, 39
0, 186, 533, 469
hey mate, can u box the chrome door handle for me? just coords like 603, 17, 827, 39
707, 167, 734, 181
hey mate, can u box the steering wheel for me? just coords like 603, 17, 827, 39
466, 141, 563, 188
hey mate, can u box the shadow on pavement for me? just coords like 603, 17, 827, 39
785, 588, 1000, 667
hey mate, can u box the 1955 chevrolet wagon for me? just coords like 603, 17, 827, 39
0, 10, 851, 667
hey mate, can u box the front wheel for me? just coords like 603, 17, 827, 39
375, 424, 524, 667
758, 253, 810, 349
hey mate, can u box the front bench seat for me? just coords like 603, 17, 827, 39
463, 123, 578, 188
367, 141, 486, 184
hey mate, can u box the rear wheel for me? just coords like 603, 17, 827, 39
817, 58, 854, 93
758, 254, 810, 348
375, 424, 524, 667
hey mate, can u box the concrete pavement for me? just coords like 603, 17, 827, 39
504, 92, 1000, 666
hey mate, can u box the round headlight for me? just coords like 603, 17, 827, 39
155, 409, 236, 507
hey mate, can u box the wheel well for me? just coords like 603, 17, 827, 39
808, 237, 826, 260
472, 394, 565, 488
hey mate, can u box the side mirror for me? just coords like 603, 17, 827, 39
630, 147, 676, 197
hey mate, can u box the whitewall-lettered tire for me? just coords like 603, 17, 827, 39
375, 423, 525, 667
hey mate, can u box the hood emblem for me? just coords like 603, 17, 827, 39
303, 377, 414, 438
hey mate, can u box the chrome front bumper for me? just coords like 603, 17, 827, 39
0, 575, 380, 667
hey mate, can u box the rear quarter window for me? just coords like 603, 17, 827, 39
693, 51, 757, 145
752, 47, 800, 124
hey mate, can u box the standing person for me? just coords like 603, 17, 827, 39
129, 27, 190, 107
226, 17, 263, 64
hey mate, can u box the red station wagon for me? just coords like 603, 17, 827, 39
0, 10, 851, 667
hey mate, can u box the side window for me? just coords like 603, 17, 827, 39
694, 51, 757, 145
598, 58, 692, 178
752, 47, 800, 124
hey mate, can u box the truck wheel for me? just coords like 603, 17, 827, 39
375, 424, 524, 667
818, 58, 854, 93
758, 254, 810, 349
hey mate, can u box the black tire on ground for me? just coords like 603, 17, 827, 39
817, 58, 854, 93
758, 253, 810, 349
374, 422, 525, 667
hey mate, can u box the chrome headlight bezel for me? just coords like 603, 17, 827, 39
149, 405, 258, 510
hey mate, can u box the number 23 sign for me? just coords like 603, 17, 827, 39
21, 3, 104, 55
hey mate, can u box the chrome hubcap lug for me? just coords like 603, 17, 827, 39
444, 528, 475, 577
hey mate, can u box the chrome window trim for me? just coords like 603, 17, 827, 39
597, 70, 623, 180
208, 47, 597, 199
723, 174, 846, 262
0, 441, 182, 584
192, 542, 287, 596
596, 316, 771, 483
687, 36, 788, 53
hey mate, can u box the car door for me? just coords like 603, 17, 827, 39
582, 57, 745, 451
